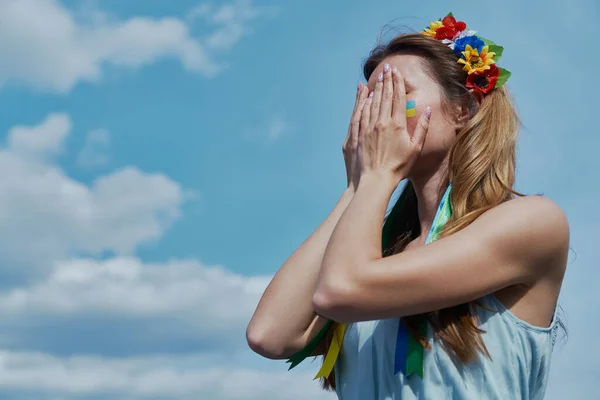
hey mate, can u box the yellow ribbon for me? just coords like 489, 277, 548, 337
313, 322, 347, 379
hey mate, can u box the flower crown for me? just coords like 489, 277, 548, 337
421, 13, 511, 94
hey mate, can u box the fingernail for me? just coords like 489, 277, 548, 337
357, 82, 363, 92
377, 72, 383, 82
425, 106, 432, 119
369, 91, 374, 98
392, 67, 398, 75
383, 63, 390, 73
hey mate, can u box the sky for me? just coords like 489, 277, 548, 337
0, 0, 596, 398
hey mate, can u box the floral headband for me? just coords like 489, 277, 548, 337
421, 13, 511, 94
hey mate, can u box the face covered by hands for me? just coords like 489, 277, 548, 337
356, 61, 432, 185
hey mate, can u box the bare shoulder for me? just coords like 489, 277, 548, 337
499, 195, 569, 248
487, 196, 569, 326
480, 195, 570, 279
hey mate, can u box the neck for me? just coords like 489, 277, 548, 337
409, 166, 449, 244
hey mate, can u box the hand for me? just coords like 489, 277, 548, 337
342, 82, 370, 192
358, 64, 431, 183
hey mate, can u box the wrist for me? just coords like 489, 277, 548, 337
342, 187, 355, 199
359, 170, 402, 192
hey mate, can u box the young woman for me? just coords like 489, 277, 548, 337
246, 15, 568, 400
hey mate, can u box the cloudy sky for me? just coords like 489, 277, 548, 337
0, 0, 596, 399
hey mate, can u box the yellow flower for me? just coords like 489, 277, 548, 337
422, 20, 443, 37
457, 45, 496, 74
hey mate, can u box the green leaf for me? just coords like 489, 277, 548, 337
488, 45, 504, 62
446, 12, 454, 17
478, 36, 497, 46
495, 68, 512, 89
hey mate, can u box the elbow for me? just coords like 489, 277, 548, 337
246, 326, 289, 360
312, 278, 356, 323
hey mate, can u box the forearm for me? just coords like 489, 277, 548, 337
317, 173, 399, 295
247, 188, 355, 357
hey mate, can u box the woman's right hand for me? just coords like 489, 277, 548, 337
343, 82, 370, 192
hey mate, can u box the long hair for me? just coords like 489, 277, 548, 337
315, 32, 557, 392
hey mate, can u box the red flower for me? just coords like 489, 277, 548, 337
466, 65, 500, 94
435, 16, 467, 40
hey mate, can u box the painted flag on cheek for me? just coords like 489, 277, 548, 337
406, 100, 417, 118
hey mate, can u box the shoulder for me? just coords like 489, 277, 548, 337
490, 195, 569, 245
473, 195, 570, 279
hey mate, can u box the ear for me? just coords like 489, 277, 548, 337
468, 88, 485, 106
455, 89, 484, 130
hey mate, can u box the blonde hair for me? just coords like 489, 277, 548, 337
316, 33, 525, 391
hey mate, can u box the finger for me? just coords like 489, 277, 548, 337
344, 84, 368, 150
378, 63, 393, 120
370, 72, 384, 123
351, 93, 369, 148
351, 82, 367, 116
356, 84, 369, 114
412, 106, 431, 149
391, 66, 407, 126
360, 94, 372, 137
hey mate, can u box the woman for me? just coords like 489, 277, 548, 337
246, 14, 568, 400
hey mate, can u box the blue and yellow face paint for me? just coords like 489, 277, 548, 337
406, 100, 417, 118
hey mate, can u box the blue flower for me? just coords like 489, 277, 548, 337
453, 35, 485, 57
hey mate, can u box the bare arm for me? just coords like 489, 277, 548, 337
313, 174, 570, 323
246, 188, 354, 359
246, 82, 370, 359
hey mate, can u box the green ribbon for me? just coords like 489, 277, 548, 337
286, 320, 333, 370
381, 183, 410, 251
406, 317, 428, 377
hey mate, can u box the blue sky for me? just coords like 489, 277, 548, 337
0, 0, 596, 398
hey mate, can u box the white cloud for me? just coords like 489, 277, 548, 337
7, 113, 71, 161
0, 257, 268, 323
188, 1, 278, 51
0, 256, 271, 356
0, 0, 271, 93
0, 114, 186, 267
0, 351, 335, 400
77, 128, 110, 168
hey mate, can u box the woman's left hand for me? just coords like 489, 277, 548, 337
358, 63, 431, 183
